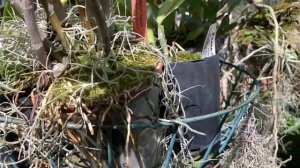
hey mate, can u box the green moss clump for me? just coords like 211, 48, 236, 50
119, 52, 160, 71
51, 50, 160, 104
171, 51, 202, 62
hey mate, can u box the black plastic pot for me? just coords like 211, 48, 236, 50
170, 54, 220, 152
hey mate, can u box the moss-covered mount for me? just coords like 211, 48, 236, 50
171, 51, 202, 62
51, 51, 161, 104
49, 49, 203, 105
236, 2, 300, 75
237, 2, 300, 52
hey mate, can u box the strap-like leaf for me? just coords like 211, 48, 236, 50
156, 0, 185, 24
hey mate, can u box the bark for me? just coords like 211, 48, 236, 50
10, 0, 24, 17
86, 0, 111, 57
99, 0, 110, 20
23, 0, 47, 67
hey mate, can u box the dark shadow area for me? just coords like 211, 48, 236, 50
279, 134, 300, 168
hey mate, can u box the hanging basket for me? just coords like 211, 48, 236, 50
102, 55, 260, 168
0, 55, 259, 168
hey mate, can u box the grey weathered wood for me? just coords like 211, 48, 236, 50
23, 0, 47, 67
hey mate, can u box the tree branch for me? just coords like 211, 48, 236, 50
10, 0, 24, 17
23, 0, 47, 67
86, 0, 111, 57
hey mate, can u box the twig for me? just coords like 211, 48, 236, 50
278, 156, 292, 167
100, 99, 113, 126
66, 130, 102, 167
0, 82, 18, 92
159, 118, 206, 136
75, 2, 95, 50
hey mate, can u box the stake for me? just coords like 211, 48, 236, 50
131, 0, 147, 41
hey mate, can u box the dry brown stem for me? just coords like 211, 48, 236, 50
125, 107, 132, 167
252, 0, 280, 164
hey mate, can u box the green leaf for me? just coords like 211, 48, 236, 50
185, 24, 209, 42
157, 24, 168, 56
156, 0, 185, 24
244, 30, 257, 36
116, 0, 132, 16
161, 11, 175, 36
199, 0, 220, 19
147, 28, 156, 44
285, 119, 300, 135
217, 14, 238, 36
2, 1, 14, 21
147, 0, 159, 28
1, 1, 23, 23
188, 0, 203, 21
147, 1, 159, 43
218, 14, 230, 32
228, 0, 242, 12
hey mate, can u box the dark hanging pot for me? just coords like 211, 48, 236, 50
169, 54, 221, 154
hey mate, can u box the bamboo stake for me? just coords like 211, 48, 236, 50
131, 0, 148, 40
52, 0, 67, 24
40, 0, 70, 53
